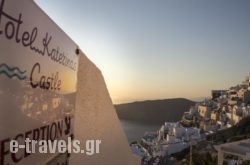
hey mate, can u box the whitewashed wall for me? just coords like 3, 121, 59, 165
69, 53, 140, 165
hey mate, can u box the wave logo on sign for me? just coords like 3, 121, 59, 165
0, 63, 26, 80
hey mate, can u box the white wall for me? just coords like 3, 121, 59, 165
69, 53, 140, 165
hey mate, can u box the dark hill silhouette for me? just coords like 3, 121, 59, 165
115, 98, 195, 125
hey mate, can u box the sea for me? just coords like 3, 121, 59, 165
119, 119, 161, 143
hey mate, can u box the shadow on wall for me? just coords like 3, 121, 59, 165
69, 52, 140, 165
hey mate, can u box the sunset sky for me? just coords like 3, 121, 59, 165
36, 0, 250, 103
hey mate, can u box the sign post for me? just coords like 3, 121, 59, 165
0, 0, 79, 164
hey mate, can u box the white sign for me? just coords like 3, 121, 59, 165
0, 0, 79, 164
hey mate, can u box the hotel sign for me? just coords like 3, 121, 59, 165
0, 0, 79, 164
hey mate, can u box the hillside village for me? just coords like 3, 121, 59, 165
131, 74, 250, 165
181, 75, 250, 132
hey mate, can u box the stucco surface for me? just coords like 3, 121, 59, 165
69, 53, 140, 165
